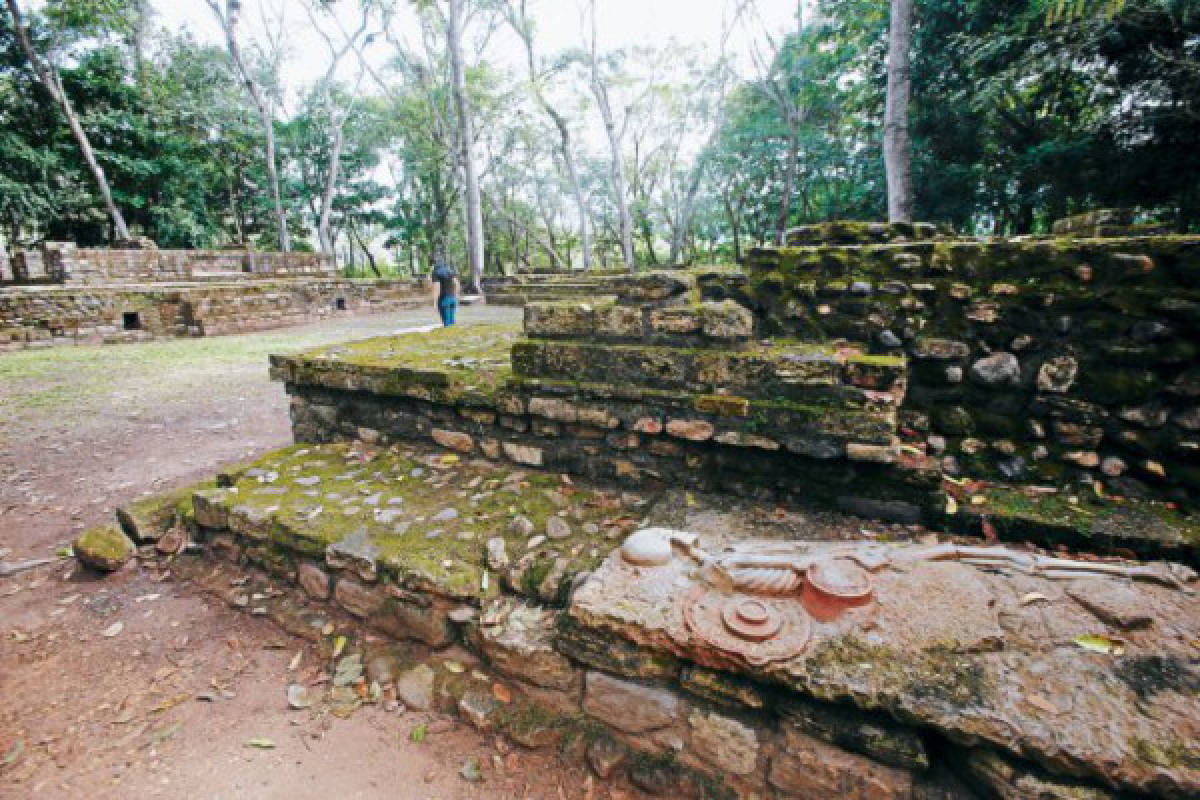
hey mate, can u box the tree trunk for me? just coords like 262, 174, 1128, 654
551, 113, 591, 271
509, 1, 592, 271
6, 0, 130, 242
722, 190, 743, 263
776, 119, 798, 244
587, 2, 634, 272
210, 0, 290, 252
883, 0, 914, 223
317, 118, 344, 256
492, 202, 566, 271
446, 0, 484, 293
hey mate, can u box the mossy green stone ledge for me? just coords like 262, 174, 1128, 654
269, 323, 520, 404
190, 442, 658, 605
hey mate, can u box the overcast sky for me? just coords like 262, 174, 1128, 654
150, 0, 804, 99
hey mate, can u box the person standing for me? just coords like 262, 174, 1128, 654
430, 257, 460, 327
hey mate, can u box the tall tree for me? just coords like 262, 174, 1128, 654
584, 0, 635, 271
506, 0, 591, 270
883, 0, 913, 222
444, 0, 484, 292
4, 0, 130, 240
744, 0, 805, 244
206, 0, 290, 251
306, 2, 370, 258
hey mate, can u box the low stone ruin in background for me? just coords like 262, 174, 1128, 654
0, 241, 426, 349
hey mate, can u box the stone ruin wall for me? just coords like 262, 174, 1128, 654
275, 224, 1200, 564
738, 226, 1200, 507
0, 242, 429, 349
0, 279, 426, 350
24, 241, 337, 285
81, 221, 1199, 800
276, 282, 942, 531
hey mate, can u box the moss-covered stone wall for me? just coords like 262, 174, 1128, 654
737, 235, 1200, 505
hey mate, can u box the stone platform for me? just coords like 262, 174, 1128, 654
272, 313, 1197, 564
90, 438, 1200, 799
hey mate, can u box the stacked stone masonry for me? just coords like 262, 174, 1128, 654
94, 223, 1200, 799
0, 242, 427, 348
100, 444, 1200, 800
738, 234, 1200, 517
483, 270, 625, 307
277, 238, 1199, 561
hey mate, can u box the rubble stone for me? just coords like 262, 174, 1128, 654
73, 525, 135, 572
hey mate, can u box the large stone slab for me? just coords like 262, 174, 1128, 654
569, 532, 1200, 798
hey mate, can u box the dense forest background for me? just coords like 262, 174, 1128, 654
1, 0, 1197, 277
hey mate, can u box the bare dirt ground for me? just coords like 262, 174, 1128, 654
0, 306, 645, 799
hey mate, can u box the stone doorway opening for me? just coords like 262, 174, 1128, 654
122, 311, 141, 330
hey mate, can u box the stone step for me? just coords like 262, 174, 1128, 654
524, 298, 756, 346
942, 483, 1200, 566
510, 338, 906, 406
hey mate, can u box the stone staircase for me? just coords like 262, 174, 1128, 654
508, 270, 943, 521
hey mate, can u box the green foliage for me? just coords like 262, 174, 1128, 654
1, 0, 1198, 265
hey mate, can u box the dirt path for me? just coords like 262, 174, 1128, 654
0, 307, 642, 799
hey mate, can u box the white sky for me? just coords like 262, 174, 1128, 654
150, 0, 804, 101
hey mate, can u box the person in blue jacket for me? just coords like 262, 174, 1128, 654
429, 257, 460, 327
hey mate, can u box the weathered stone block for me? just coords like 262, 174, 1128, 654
679, 665, 767, 709
970, 352, 1021, 387
780, 695, 929, 771
582, 672, 681, 734
480, 601, 580, 691
666, 419, 715, 442
374, 590, 454, 648
334, 577, 384, 618
911, 338, 970, 361
649, 307, 702, 335
525, 302, 593, 337
73, 525, 135, 572
700, 300, 754, 339
432, 428, 474, 453
688, 709, 759, 775
193, 488, 230, 529
963, 748, 1115, 800
395, 663, 435, 710
502, 442, 544, 466
595, 304, 643, 337
297, 562, 331, 600
768, 726, 914, 799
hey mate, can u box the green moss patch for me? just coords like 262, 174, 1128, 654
271, 323, 520, 403
194, 441, 657, 602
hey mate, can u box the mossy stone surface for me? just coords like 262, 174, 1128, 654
74, 524, 135, 571
271, 323, 520, 404
191, 442, 658, 603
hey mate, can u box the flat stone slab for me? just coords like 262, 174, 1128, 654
269, 323, 520, 404
569, 531, 1200, 797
